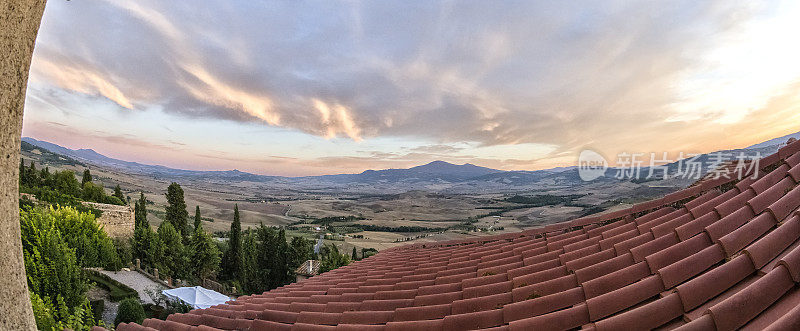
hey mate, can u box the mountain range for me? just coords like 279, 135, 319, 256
21, 131, 798, 194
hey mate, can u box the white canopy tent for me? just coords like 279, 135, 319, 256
162, 286, 232, 309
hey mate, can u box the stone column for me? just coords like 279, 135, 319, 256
1, 1, 47, 329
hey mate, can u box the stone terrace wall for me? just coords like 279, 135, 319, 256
84, 202, 135, 238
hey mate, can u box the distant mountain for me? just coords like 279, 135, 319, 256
20, 130, 796, 194
747, 130, 800, 149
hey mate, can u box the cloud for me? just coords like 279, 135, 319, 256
25, 0, 800, 173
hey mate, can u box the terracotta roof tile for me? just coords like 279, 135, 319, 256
506, 258, 560, 280
744, 214, 800, 268
393, 303, 451, 321
593, 293, 683, 331
673, 314, 716, 331
413, 291, 462, 306
650, 213, 694, 238
707, 264, 795, 330
657, 244, 725, 289
574, 253, 635, 285
334, 324, 386, 331
384, 319, 443, 331
718, 212, 777, 256
675, 254, 755, 311
502, 287, 585, 323
645, 233, 712, 273
562, 236, 602, 253
675, 212, 720, 241
613, 232, 655, 255
762, 298, 800, 331
748, 178, 795, 215
339, 311, 394, 324
297, 311, 342, 325
581, 261, 650, 299
777, 237, 800, 282
565, 249, 616, 271
688, 189, 738, 219
511, 274, 577, 301
599, 229, 640, 251
629, 233, 679, 263
741, 287, 800, 331
442, 309, 505, 330
508, 303, 590, 331
705, 205, 756, 242
451, 292, 512, 314
586, 275, 664, 321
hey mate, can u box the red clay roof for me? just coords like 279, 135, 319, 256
115, 138, 800, 331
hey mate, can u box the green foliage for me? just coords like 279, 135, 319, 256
134, 192, 149, 228
115, 298, 145, 326
115, 237, 133, 267
190, 224, 221, 280
113, 184, 125, 203
82, 169, 92, 186
352, 246, 358, 261
132, 225, 164, 272
194, 205, 202, 230
21, 206, 109, 330
86, 269, 138, 302
319, 243, 351, 273
222, 204, 243, 282
158, 222, 187, 279
30, 291, 95, 331
290, 236, 314, 267
165, 182, 189, 236
362, 248, 378, 259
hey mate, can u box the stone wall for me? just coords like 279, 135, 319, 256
1, 1, 48, 329
83, 202, 135, 238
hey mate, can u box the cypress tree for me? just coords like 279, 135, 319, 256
81, 169, 92, 186
190, 224, 221, 280
352, 246, 358, 261
113, 185, 125, 202
134, 192, 148, 229
164, 182, 188, 237
157, 222, 186, 279
194, 206, 202, 230
226, 204, 243, 281
28, 161, 37, 186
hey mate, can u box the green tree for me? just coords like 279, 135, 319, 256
115, 298, 145, 325
28, 161, 39, 186
194, 205, 202, 230
134, 193, 148, 229
54, 170, 81, 197
132, 226, 163, 272
319, 243, 351, 273
190, 224, 221, 280
82, 182, 106, 203
352, 246, 358, 261
223, 204, 243, 281
158, 222, 187, 279
81, 169, 92, 186
290, 236, 313, 267
239, 233, 260, 294
113, 185, 125, 203
165, 182, 189, 237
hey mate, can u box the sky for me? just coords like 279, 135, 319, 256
21, 0, 800, 176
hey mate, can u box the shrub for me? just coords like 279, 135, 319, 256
90, 300, 105, 323
86, 269, 138, 302
115, 298, 145, 325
